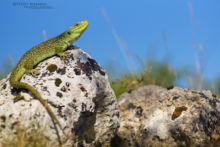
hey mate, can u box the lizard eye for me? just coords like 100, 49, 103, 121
75, 23, 79, 26
67, 32, 71, 35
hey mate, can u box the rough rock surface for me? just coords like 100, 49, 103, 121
116, 85, 220, 147
0, 46, 119, 146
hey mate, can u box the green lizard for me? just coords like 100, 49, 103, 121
9, 20, 88, 133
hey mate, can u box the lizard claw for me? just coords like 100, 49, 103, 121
14, 95, 32, 103
31, 69, 40, 74
57, 52, 68, 58
26, 69, 40, 77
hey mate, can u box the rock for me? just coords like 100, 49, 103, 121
0, 46, 119, 146
116, 85, 220, 147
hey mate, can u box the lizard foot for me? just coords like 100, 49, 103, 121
26, 69, 40, 77
14, 95, 32, 103
57, 52, 68, 58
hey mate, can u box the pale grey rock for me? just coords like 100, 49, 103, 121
0, 46, 119, 146
116, 85, 220, 147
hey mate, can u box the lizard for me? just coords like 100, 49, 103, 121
9, 20, 89, 134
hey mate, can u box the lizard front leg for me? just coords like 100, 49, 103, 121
57, 52, 67, 58
55, 46, 68, 58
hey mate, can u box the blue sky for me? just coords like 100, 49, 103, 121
1, 0, 220, 80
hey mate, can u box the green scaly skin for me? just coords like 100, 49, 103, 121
9, 20, 88, 134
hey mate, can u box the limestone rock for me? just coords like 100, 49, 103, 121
0, 46, 119, 146
116, 85, 220, 147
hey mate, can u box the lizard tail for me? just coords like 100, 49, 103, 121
11, 81, 63, 132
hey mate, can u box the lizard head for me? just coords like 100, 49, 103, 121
61, 20, 89, 46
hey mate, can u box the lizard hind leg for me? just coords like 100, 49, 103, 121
26, 68, 39, 74
13, 95, 32, 103
25, 69, 40, 78
23, 59, 40, 77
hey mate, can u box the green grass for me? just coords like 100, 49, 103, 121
1, 127, 55, 147
111, 60, 177, 98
